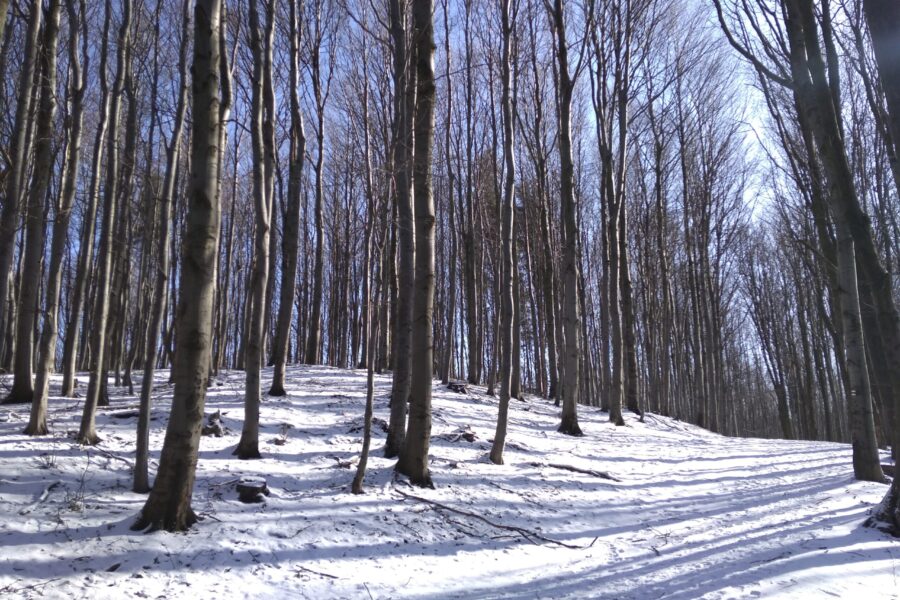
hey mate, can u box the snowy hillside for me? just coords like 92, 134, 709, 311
0, 366, 896, 599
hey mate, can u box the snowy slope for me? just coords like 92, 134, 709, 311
0, 366, 896, 599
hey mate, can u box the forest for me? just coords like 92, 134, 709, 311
0, 0, 899, 596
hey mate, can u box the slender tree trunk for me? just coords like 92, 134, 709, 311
133, 0, 224, 532
397, 0, 435, 486
551, 0, 582, 436
235, 0, 273, 460
490, 0, 516, 465
15, 0, 60, 422
77, 0, 132, 445
27, 0, 71, 434
61, 4, 112, 398
304, 7, 328, 366
269, 0, 306, 396
386, 0, 414, 458
0, 1, 41, 400
134, 0, 191, 493
462, 2, 480, 386
440, 0, 456, 386
352, 28, 378, 493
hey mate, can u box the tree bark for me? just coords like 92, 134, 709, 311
0, 0, 41, 401
386, 0, 414, 458
0, 0, 9, 47
77, 0, 132, 445
134, 0, 191, 493
25, 0, 66, 433
863, 0, 900, 166
784, 0, 884, 482
61, 2, 112, 398
132, 0, 224, 532
490, 0, 516, 465
235, 0, 274, 460
551, 0, 583, 436
269, 0, 306, 396
397, 0, 435, 486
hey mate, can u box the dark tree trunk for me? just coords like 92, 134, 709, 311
397, 0, 436, 487
77, 0, 132, 445
0, 0, 41, 402
133, 0, 225, 532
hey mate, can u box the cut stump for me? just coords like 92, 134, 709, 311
236, 477, 269, 503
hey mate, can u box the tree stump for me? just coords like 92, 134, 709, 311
446, 381, 468, 394
236, 477, 269, 503
201, 410, 226, 437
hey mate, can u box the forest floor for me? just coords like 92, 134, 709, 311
0, 365, 896, 599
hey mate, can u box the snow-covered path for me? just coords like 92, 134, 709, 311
0, 366, 896, 599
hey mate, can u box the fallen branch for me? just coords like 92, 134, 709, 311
19, 481, 61, 515
532, 462, 621, 482
0, 478, 58, 485
0, 577, 62, 595
92, 447, 134, 470
295, 565, 339, 579
393, 486, 597, 550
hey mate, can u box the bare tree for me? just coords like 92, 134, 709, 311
77, 0, 133, 444
235, 0, 275, 460
549, 0, 583, 436
60, 0, 113, 398
304, 0, 336, 365
134, 0, 192, 493
397, 0, 435, 487
26, 0, 68, 433
386, 0, 414, 458
0, 0, 41, 401
269, 0, 307, 396
490, 0, 517, 465
132, 0, 225, 532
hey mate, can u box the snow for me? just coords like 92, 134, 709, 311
0, 365, 896, 599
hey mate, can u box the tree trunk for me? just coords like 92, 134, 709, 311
386, 0, 414, 458
77, 0, 132, 445
440, 0, 456, 386
397, 0, 435, 487
551, 0, 582, 436
133, 0, 224, 532
0, 0, 41, 401
784, 0, 884, 482
134, 0, 191, 493
61, 3, 112, 398
864, 0, 900, 166
269, 0, 306, 396
25, 0, 66, 433
304, 7, 328, 366
13, 0, 61, 411
490, 0, 515, 465
235, 0, 273, 461
352, 27, 378, 493
462, 3, 480, 386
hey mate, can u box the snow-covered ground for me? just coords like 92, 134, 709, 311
0, 365, 896, 599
